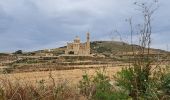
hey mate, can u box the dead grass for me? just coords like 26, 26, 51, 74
0, 67, 122, 86
0, 77, 84, 100
0, 66, 122, 100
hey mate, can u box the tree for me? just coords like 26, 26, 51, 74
14, 50, 23, 54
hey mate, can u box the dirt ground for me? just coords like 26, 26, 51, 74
0, 66, 122, 86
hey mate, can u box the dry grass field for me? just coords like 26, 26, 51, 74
0, 66, 122, 86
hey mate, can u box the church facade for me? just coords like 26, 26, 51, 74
65, 32, 90, 56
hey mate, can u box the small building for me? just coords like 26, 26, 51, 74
65, 32, 90, 56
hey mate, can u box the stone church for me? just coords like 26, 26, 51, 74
65, 32, 90, 56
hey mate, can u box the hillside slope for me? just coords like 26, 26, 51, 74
90, 41, 169, 55
36, 41, 169, 56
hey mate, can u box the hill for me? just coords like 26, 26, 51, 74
90, 41, 169, 55
30, 41, 169, 57
1, 40, 170, 73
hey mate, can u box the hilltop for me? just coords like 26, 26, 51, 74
30, 41, 169, 57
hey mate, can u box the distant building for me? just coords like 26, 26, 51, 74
65, 32, 90, 56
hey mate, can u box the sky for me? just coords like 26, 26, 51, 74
0, 0, 170, 52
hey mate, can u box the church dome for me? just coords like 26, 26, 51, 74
74, 36, 80, 43
75, 36, 80, 40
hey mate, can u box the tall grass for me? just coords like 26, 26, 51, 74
0, 78, 81, 100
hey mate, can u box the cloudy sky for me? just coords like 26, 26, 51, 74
0, 0, 169, 52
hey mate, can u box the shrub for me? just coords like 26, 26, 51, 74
115, 61, 158, 99
115, 62, 170, 100
79, 70, 129, 100
13, 50, 23, 54
152, 65, 170, 99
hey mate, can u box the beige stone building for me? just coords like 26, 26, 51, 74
65, 32, 90, 56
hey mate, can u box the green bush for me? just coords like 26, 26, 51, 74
79, 70, 129, 100
115, 61, 159, 99
115, 62, 170, 100
153, 65, 170, 99
161, 73, 170, 94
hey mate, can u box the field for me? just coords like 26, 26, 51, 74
0, 65, 124, 100
0, 66, 122, 86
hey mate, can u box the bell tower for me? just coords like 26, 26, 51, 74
86, 32, 90, 55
